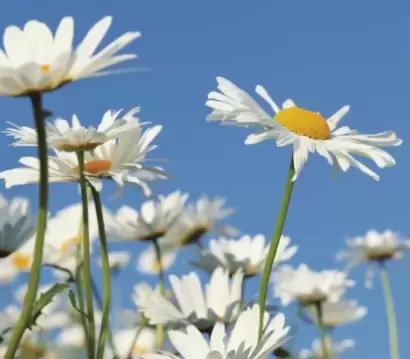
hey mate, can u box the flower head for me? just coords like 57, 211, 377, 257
140, 267, 243, 331
299, 338, 354, 359
144, 304, 289, 359
5, 107, 142, 152
0, 123, 166, 196
206, 77, 401, 180
0, 16, 140, 96
192, 234, 297, 277
272, 264, 354, 306
137, 244, 178, 275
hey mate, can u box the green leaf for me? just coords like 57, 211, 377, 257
68, 289, 88, 319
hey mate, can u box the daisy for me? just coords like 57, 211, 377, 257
139, 267, 243, 331
99, 251, 130, 271
304, 300, 367, 328
164, 196, 236, 246
0, 194, 35, 282
4, 107, 142, 152
137, 244, 178, 275
337, 229, 410, 288
112, 191, 188, 241
0, 16, 140, 96
272, 264, 355, 306
191, 234, 297, 277
206, 77, 401, 180
299, 338, 355, 359
144, 304, 289, 359
0, 123, 166, 196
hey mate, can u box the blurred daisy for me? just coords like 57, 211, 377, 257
272, 264, 354, 306
137, 244, 178, 275
112, 191, 188, 241
99, 251, 130, 271
140, 267, 243, 331
337, 229, 410, 288
144, 304, 289, 359
164, 196, 236, 246
0, 16, 140, 96
192, 234, 297, 277
0, 194, 34, 282
304, 300, 367, 328
0, 123, 166, 196
206, 77, 401, 180
5, 107, 141, 152
299, 338, 354, 359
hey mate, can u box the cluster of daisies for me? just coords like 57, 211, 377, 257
0, 12, 405, 359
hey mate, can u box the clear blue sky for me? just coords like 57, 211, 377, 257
0, 0, 409, 358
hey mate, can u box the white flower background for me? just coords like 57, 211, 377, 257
0, 1, 409, 359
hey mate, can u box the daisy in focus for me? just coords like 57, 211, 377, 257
0, 122, 166, 195
143, 304, 289, 359
337, 229, 410, 288
5, 107, 142, 152
206, 77, 402, 180
304, 300, 367, 329
191, 234, 297, 277
139, 267, 243, 331
0, 16, 140, 96
272, 264, 355, 306
299, 338, 355, 359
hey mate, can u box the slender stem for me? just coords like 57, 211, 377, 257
75, 269, 90, 357
5, 93, 48, 359
153, 239, 165, 349
76, 150, 96, 357
380, 262, 399, 359
126, 324, 145, 359
257, 157, 295, 339
315, 302, 330, 359
91, 185, 113, 359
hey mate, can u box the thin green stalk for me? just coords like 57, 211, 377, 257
126, 324, 146, 359
153, 239, 165, 349
5, 93, 48, 359
257, 157, 295, 339
76, 150, 96, 357
380, 262, 399, 359
315, 302, 330, 359
91, 185, 112, 359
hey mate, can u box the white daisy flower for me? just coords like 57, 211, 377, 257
0, 194, 34, 282
144, 304, 289, 359
112, 191, 188, 241
99, 251, 130, 271
304, 300, 367, 328
5, 107, 142, 152
0, 123, 166, 196
164, 196, 236, 246
137, 244, 178, 275
191, 234, 297, 277
206, 77, 402, 180
337, 229, 410, 288
272, 264, 355, 306
299, 338, 355, 359
0, 16, 140, 96
140, 267, 243, 331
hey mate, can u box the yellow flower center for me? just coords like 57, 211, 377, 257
366, 249, 396, 261
41, 64, 51, 73
59, 236, 83, 254
74, 160, 113, 176
132, 346, 148, 354
151, 261, 162, 273
12, 253, 31, 269
275, 107, 331, 140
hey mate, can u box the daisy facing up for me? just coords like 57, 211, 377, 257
4, 107, 142, 152
0, 122, 167, 196
206, 77, 401, 180
0, 16, 140, 97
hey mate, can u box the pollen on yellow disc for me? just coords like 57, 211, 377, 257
82, 160, 113, 175
12, 253, 31, 270
41, 64, 51, 73
274, 107, 331, 140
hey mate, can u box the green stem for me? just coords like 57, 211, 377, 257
153, 239, 165, 349
90, 186, 113, 359
5, 93, 48, 359
315, 302, 330, 359
126, 324, 145, 359
76, 151, 96, 357
380, 262, 399, 359
75, 269, 90, 357
257, 157, 295, 339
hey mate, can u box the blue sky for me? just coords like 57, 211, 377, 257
0, 0, 409, 358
